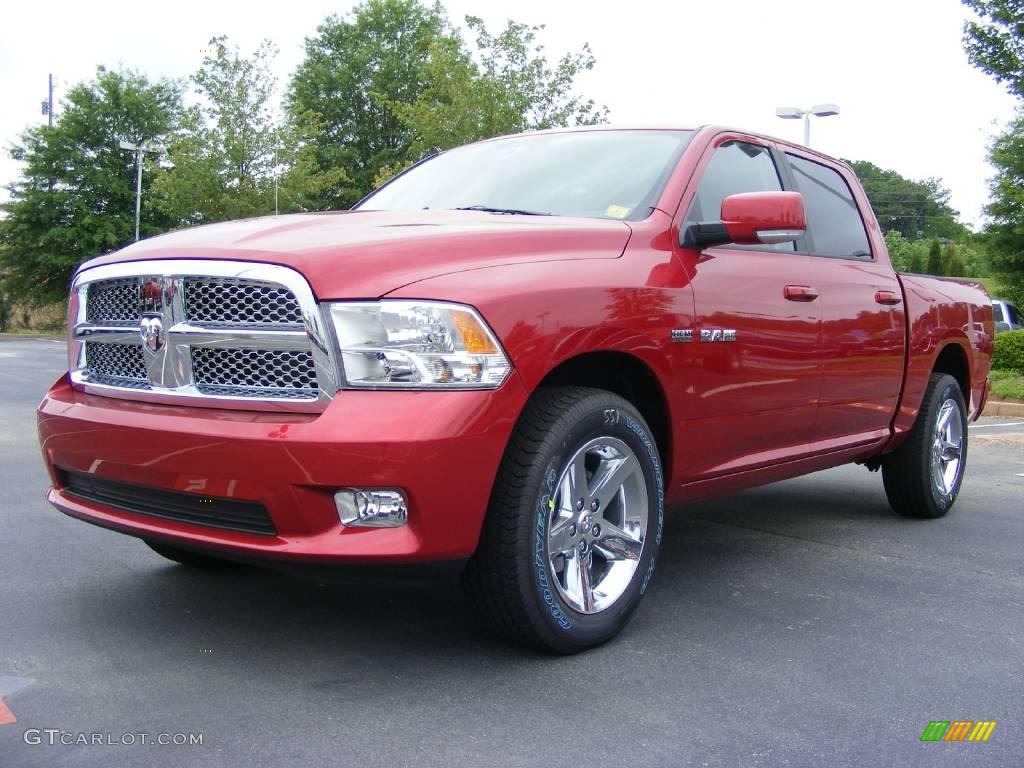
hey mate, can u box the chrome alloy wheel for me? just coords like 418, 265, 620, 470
931, 398, 963, 496
546, 436, 648, 614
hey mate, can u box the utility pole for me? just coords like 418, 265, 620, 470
42, 74, 55, 191
118, 139, 166, 242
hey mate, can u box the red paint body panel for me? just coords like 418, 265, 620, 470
888, 274, 994, 446
39, 373, 529, 561
721, 191, 807, 243
37, 125, 994, 562
80, 210, 632, 299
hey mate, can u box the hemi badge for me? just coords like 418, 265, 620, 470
671, 329, 693, 343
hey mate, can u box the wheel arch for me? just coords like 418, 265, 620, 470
931, 340, 971, 404
533, 350, 673, 486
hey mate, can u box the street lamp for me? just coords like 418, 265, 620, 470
775, 103, 840, 147
118, 138, 166, 242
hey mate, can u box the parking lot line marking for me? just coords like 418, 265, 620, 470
0, 698, 15, 725
970, 422, 1024, 429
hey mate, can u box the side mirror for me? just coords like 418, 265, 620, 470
681, 191, 807, 249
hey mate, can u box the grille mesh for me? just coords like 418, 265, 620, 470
191, 348, 317, 397
85, 342, 149, 387
86, 279, 141, 324
184, 279, 303, 326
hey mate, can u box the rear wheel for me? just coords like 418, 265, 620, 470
462, 386, 664, 653
882, 373, 967, 518
145, 540, 236, 569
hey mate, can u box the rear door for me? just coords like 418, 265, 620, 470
783, 152, 906, 444
678, 137, 822, 478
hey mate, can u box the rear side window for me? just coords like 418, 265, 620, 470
993, 303, 1005, 322
787, 154, 871, 260
687, 141, 793, 252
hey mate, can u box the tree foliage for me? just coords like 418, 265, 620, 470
963, 0, 1024, 96
962, 1, 1024, 303
848, 160, 968, 241
981, 110, 1024, 303
288, 0, 450, 209
0, 68, 181, 305
289, 0, 607, 208
154, 37, 346, 226
386, 16, 606, 159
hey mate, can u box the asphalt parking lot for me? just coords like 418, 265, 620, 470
1, 335, 1021, 767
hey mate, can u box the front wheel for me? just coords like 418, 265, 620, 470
462, 386, 664, 653
882, 372, 968, 518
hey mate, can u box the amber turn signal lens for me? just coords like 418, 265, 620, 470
452, 309, 498, 354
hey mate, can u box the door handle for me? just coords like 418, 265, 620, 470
784, 285, 819, 302
875, 290, 902, 306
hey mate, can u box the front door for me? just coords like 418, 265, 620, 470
679, 138, 823, 479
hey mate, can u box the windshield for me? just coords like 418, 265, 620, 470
357, 130, 693, 221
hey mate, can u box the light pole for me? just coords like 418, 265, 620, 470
118, 139, 166, 242
775, 103, 840, 147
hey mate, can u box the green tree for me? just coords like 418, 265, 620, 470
290, 0, 608, 207
926, 239, 945, 275
288, 0, 451, 209
0, 68, 181, 305
963, 0, 1024, 96
848, 160, 968, 241
387, 16, 606, 160
943, 243, 967, 276
884, 230, 914, 271
982, 111, 1024, 303
962, 1, 1024, 302
908, 246, 925, 274
154, 37, 343, 225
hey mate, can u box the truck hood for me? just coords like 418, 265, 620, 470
80, 210, 632, 298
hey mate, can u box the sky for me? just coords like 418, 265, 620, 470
0, 0, 1018, 228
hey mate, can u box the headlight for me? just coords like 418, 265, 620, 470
326, 301, 512, 389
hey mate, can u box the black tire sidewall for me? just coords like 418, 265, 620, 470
524, 395, 664, 651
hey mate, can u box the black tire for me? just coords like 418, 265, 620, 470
145, 540, 236, 569
882, 373, 968, 518
462, 386, 665, 653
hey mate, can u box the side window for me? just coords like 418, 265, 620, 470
787, 154, 872, 260
1009, 304, 1024, 326
686, 141, 794, 252
993, 303, 1005, 323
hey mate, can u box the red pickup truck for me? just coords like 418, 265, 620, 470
37, 126, 993, 652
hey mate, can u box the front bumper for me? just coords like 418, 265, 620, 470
37, 374, 528, 563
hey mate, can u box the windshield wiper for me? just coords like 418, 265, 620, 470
453, 205, 551, 216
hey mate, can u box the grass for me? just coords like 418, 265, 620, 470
975, 277, 1000, 297
990, 369, 1024, 401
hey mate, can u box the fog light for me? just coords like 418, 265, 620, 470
334, 488, 408, 528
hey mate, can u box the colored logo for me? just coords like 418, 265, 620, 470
920, 720, 997, 742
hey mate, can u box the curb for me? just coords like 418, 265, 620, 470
981, 400, 1024, 418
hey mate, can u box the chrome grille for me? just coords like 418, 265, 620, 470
70, 260, 337, 411
192, 348, 317, 397
86, 279, 142, 324
84, 342, 149, 388
185, 278, 303, 326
